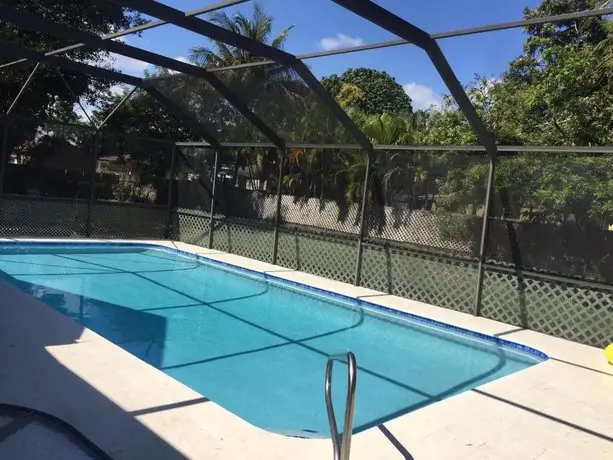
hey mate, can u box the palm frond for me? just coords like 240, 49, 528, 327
271, 26, 295, 49
209, 10, 240, 34
252, 2, 272, 41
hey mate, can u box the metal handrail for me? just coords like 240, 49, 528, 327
325, 352, 357, 460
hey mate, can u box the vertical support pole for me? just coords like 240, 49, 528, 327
272, 148, 285, 265
165, 144, 177, 239
208, 148, 220, 249
474, 156, 496, 316
87, 130, 99, 237
0, 116, 8, 202
354, 152, 371, 286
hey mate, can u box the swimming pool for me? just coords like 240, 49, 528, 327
0, 242, 545, 437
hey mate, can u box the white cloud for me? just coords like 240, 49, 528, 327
318, 33, 364, 51
402, 83, 442, 110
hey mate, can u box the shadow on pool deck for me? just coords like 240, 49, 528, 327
0, 277, 204, 459
377, 424, 415, 460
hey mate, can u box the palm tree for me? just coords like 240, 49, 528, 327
595, 22, 613, 90
188, 2, 297, 191
189, 2, 294, 67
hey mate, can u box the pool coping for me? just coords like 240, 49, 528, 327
1, 238, 611, 460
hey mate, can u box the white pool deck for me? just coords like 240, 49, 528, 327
0, 238, 611, 459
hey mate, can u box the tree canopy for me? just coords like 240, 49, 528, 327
321, 68, 413, 116
0, 0, 143, 120
425, 0, 613, 233
189, 1, 294, 67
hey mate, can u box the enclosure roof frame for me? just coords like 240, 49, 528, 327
0, 0, 250, 71
0, 40, 222, 148
0, 5, 283, 149
1, 1, 612, 154
116, 0, 376, 154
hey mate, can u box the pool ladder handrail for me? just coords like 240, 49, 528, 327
325, 352, 357, 460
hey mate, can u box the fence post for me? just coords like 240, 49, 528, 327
474, 156, 496, 316
354, 152, 371, 286
165, 144, 177, 239
87, 130, 99, 237
272, 148, 285, 265
208, 148, 221, 249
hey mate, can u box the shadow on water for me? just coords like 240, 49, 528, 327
52, 251, 518, 433
0, 275, 207, 459
0, 269, 169, 369
0, 246, 530, 445
352, 342, 509, 435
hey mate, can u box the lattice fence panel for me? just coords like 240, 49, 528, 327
212, 218, 274, 264
279, 196, 361, 235
0, 195, 88, 237
366, 150, 484, 259
366, 209, 475, 255
481, 269, 613, 347
361, 244, 477, 313
171, 209, 210, 246
277, 229, 357, 284
90, 202, 166, 239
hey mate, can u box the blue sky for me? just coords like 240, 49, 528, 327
109, 0, 542, 109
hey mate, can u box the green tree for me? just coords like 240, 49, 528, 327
321, 68, 413, 116
500, 0, 613, 145
428, 0, 613, 234
595, 21, 613, 88
189, 2, 293, 66
0, 1, 144, 198
0, 1, 143, 120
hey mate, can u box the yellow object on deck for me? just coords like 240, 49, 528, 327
606, 344, 613, 365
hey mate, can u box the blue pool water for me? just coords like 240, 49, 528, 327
0, 243, 545, 437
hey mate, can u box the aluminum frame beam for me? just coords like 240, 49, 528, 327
174, 141, 613, 153
433, 6, 613, 39
198, 7, 613, 73
330, 0, 500, 312
5, 62, 41, 116
0, 41, 142, 87
143, 85, 221, 148
120, 0, 291, 64
331, 0, 498, 157
0, 42, 222, 147
97, 86, 139, 130
118, 0, 375, 153
0, 0, 250, 70
0, 5, 284, 149
55, 67, 96, 127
